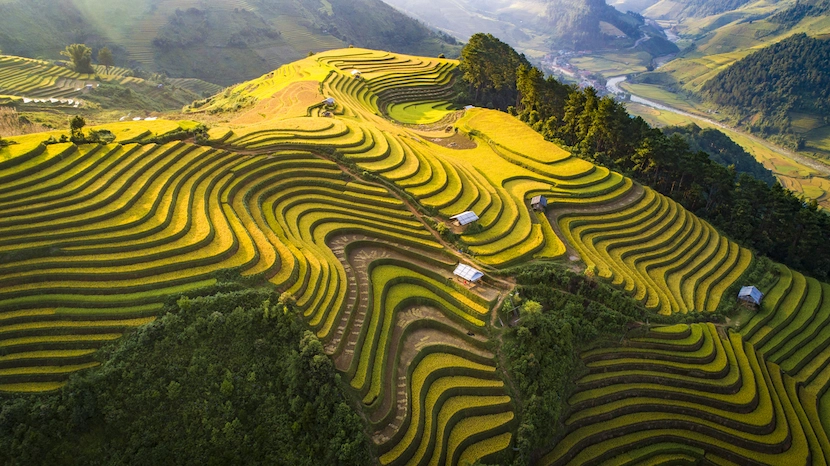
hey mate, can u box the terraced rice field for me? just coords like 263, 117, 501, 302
7, 47, 830, 462
542, 323, 830, 465
0, 55, 101, 102
0, 54, 212, 108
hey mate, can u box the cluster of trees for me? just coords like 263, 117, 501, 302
0, 287, 371, 465
700, 33, 830, 146
456, 33, 830, 280
502, 264, 726, 464
770, 0, 830, 27
61, 44, 114, 74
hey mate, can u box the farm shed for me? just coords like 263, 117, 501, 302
323, 97, 336, 106
351, 69, 362, 78
454, 264, 484, 283
450, 211, 479, 226
738, 286, 764, 306
531, 195, 548, 211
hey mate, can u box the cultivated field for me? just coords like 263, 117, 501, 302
3, 47, 830, 463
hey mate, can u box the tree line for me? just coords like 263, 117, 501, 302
456, 33, 830, 281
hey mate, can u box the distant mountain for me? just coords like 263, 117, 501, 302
381, 0, 676, 57
0, 0, 459, 86
643, 0, 754, 19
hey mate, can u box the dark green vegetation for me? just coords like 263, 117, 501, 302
458, 34, 830, 281
60, 44, 94, 75
0, 0, 459, 86
504, 265, 647, 464
701, 34, 830, 150
0, 287, 371, 466
770, 0, 830, 27
663, 123, 777, 185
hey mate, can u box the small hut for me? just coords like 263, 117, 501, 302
450, 211, 479, 226
738, 286, 764, 307
322, 97, 336, 106
454, 264, 484, 284
531, 195, 548, 212
351, 69, 362, 79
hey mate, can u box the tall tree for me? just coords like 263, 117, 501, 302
97, 47, 114, 73
61, 44, 93, 74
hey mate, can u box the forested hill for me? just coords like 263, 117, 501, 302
700, 33, 830, 146
0, 0, 459, 86
662, 124, 777, 186
770, 0, 830, 27
544, 0, 640, 49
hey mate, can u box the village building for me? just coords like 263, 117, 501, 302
738, 286, 764, 306
450, 211, 479, 226
454, 264, 484, 284
531, 195, 548, 212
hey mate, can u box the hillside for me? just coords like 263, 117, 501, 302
380, 0, 676, 59
0, 53, 219, 115
0, 0, 459, 86
662, 123, 777, 185
700, 34, 830, 146
1, 47, 830, 464
643, 0, 754, 19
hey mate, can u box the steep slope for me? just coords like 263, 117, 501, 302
700, 34, 830, 143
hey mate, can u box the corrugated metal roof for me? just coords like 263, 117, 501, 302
531, 195, 548, 206
454, 264, 484, 282
738, 286, 764, 305
450, 211, 479, 226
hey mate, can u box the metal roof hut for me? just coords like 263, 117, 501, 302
531, 195, 548, 212
454, 264, 484, 283
738, 286, 764, 306
323, 97, 336, 106
450, 211, 479, 226
351, 69, 362, 78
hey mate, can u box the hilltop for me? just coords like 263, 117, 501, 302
0, 0, 459, 86
0, 46, 829, 465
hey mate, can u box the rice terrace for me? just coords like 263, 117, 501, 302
1, 43, 830, 465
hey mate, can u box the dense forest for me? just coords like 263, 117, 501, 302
457, 33, 830, 281
0, 286, 371, 465
770, 0, 830, 27
662, 123, 777, 185
700, 33, 830, 147
504, 265, 647, 464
